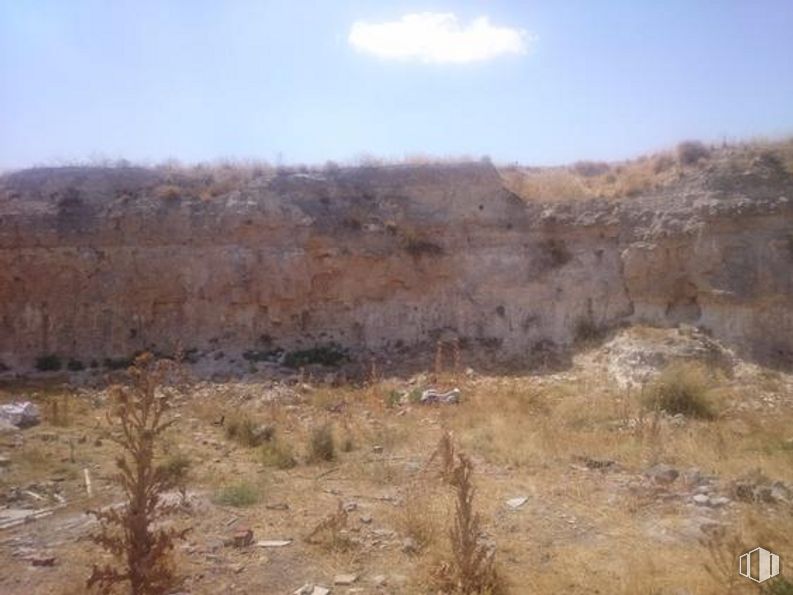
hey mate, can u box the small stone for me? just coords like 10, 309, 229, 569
343, 501, 358, 512
506, 496, 528, 509
334, 573, 358, 585
228, 528, 253, 548
257, 540, 292, 548
372, 575, 387, 586
645, 464, 679, 484
293, 585, 330, 595
709, 496, 730, 508
265, 502, 290, 511
401, 537, 418, 554
0, 454, 11, 468
30, 555, 57, 567
692, 494, 710, 506
372, 445, 383, 454
359, 514, 373, 524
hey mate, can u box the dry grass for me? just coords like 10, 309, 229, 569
212, 481, 261, 507
308, 422, 336, 462
501, 137, 793, 203
642, 361, 719, 419
3, 343, 793, 595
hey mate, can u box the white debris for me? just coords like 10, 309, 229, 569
0, 401, 40, 428
506, 496, 528, 509
420, 388, 460, 405
256, 540, 292, 548
293, 585, 330, 595
692, 494, 710, 506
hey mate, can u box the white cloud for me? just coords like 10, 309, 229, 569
348, 13, 532, 64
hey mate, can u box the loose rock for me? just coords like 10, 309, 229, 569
0, 401, 40, 428
506, 496, 528, 509
334, 574, 358, 585
645, 464, 679, 485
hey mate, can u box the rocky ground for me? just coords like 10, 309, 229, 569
1, 327, 792, 594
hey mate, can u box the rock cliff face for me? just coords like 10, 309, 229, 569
1, 156, 792, 371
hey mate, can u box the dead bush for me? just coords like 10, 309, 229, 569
396, 491, 443, 554
571, 160, 610, 177
305, 501, 350, 550
154, 184, 181, 200
434, 453, 501, 594
677, 140, 710, 166
87, 353, 189, 595
225, 415, 274, 447
157, 452, 191, 507
642, 361, 717, 419
260, 440, 297, 469
308, 422, 335, 462
212, 481, 260, 507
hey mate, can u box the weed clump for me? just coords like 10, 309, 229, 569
213, 481, 260, 507
260, 441, 297, 469
225, 415, 274, 447
643, 361, 716, 419
305, 501, 350, 550
87, 353, 189, 595
434, 453, 501, 594
309, 423, 335, 462
158, 453, 191, 505
677, 140, 710, 165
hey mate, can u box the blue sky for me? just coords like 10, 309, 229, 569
1, 0, 792, 168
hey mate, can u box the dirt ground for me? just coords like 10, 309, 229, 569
1, 330, 792, 594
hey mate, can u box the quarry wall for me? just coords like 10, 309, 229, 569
1, 161, 792, 370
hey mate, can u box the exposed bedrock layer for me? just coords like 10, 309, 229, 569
1, 159, 791, 370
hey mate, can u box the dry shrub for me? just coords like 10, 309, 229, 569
500, 168, 589, 201
308, 422, 335, 462
643, 361, 717, 419
157, 453, 191, 506
305, 501, 350, 550
260, 440, 297, 469
396, 490, 444, 554
153, 184, 181, 200
423, 430, 457, 483
677, 140, 710, 165
225, 414, 274, 447
88, 353, 189, 595
48, 393, 71, 427
212, 481, 260, 507
434, 453, 501, 594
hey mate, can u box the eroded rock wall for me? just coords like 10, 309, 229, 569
1, 160, 791, 370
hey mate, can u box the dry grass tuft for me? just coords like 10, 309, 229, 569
308, 422, 336, 462
212, 481, 261, 507
642, 361, 717, 419
259, 440, 297, 469
305, 501, 350, 550
224, 414, 275, 447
